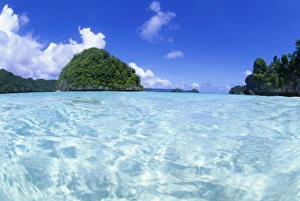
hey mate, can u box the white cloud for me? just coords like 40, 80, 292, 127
198, 81, 230, 93
164, 50, 183, 59
0, 5, 106, 79
172, 81, 232, 93
149, 1, 161, 13
192, 83, 200, 89
19, 14, 29, 26
140, 1, 176, 42
129, 62, 172, 88
0, 5, 20, 32
176, 82, 190, 89
244, 70, 252, 76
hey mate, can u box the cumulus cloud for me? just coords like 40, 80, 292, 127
164, 50, 183, 59
198, 81, 230, 93
176, 82, 190, 89
140, 1, 176, 42
192, 82, 200, 89
0, 5, 106, 79
173, 81, 232, 93
19, 14, 29, 26
0, 5, 20, 32
129, 62, 172, 88
244, 70, 252, 76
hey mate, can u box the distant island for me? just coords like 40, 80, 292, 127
0, 69, 56, 94
188, 88, 199, 93
144, 88, 200, 93
171, 88, 183, 92
169, 88, 199, 93
230, 39, 300, 96
57, 47, 143, 91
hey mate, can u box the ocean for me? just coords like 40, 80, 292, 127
0, 92, 299, 201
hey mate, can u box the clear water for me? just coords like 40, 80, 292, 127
0, 92, 300, 201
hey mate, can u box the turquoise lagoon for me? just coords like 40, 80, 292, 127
0, 92, 299, 200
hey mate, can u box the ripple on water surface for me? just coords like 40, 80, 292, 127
0, 92, 300, 200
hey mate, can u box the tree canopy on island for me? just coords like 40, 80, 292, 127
171, 88, 183, 92
253, 58, 268, 74
0, 69, 56, 94
188, 88, 199, 93
57, 47, 143, 91
229, 85, 246, 95
230, 39, 300, 96
250, 39, 300, 88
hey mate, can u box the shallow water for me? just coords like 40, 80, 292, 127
0, 92, 299, 200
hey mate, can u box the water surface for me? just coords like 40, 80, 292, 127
0, 92, 299, 200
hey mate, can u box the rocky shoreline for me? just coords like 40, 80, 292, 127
230, 74, 300, 96
58, 81, 143, 92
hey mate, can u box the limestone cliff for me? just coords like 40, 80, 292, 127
245, 74, 300, 96
230, 74, 300, 96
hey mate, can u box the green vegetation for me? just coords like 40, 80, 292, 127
229, 85, 246, 94
171, 88, 183, 92
0, 69, 56, 94
188, 88, 199, 93
253, 58, 268, 74
230, 39, 300, 96
251, 39, 300, 88
57, 47, 143, 91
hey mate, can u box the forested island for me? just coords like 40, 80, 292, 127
57, 48, 143, 91
230, 39, 300, 96
170, 88, 199, 93
171, 88, 183, 92
188, 88, 199, 93
0, 48, 144, 94
0, 69, 56, 94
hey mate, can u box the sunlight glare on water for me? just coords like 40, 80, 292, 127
0, 92, 300, 200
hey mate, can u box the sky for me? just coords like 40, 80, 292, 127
0, 0, 300, 93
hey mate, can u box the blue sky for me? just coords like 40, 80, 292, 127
1, 0, 300, 92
